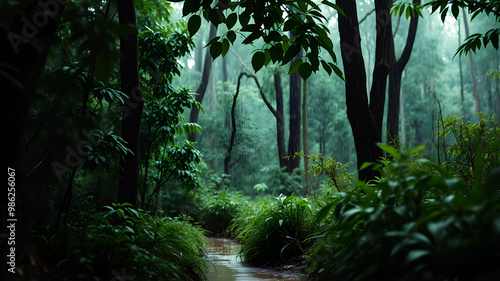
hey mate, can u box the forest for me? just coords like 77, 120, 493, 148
2, 0, 500, 280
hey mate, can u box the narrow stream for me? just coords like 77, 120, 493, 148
204, 238, 305, 281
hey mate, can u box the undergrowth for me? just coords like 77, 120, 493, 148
307, 145, 500, 281
31, 203, 207, 281
234, 194, 319, 266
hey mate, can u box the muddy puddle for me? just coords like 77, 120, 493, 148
204, 237, 305, 281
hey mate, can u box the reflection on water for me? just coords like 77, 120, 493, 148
204, 238, 305, 281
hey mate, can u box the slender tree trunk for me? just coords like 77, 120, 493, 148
287, 52, 302, 173
337, 0, 391, 181
222, 56, 228, 91
188, 24, 217, 142
209, 62, 217, 170
458, 18, 465, 104
400, 87, 407, 144
117, 0, 142, 206
274, 73, 287, 168
462, 12, 481, 114
387, 0, 419, 144
302, 78, 310, 190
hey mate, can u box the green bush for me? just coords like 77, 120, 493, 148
199, 189, 239, 236
307, 145, 500, 281
31, 203, 207, 281
237, 194, 318, 266
437, 113, 500, 187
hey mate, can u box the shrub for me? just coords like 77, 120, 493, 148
307, 145, 500, 281
437, 113, 500, 187
31, 203, 207, 281
237, 194, 318, 266
199, 189, 239, 236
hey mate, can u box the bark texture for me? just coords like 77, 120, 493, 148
118, 0, 142, 206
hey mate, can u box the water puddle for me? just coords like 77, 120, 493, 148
204, 237, 305, 281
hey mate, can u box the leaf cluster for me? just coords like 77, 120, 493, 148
423, 0, 500, 56
183, 0, 345, 80
437, 113, 500, 187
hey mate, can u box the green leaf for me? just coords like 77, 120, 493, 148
322, 0, 346, 17
227, 30, 237, 44
210, 41, 223, 59
299, 62, 312, 79
321, 60, 332, 75
252, 51, 266, 72
282, 44, 300, 65
451, 4, 459, 19
269, 44, 283, 63
187, 15, 201, 36
288, 59, 302, 74
329, 63, 345, 81
221, 38, 230, 57
378, 144, 400, 160
226, 13, 237, 30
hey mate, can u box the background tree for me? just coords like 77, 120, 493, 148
336, 0, 392, 181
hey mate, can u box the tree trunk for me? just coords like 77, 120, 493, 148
188, 24, 217, 142
387, 0, 419, 144
209, 62, 217, 170
462, 12, 481, 114
302, 78, 310, 190
4, 0, 65, 167
274, 73, 287, 168
287, 53, 302, 173
117, 0, 142, 206
337, 0, 391, 182
458, 18, 465, 105
400, 87, 407, 144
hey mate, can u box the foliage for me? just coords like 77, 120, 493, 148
199, 189, 241, 235
137, 25, 204, 211
307, 145, 500, 281
236, 193, 318, 266
31, 203, 207, 281
259, 166, 305, 196
296, 151, 354, 193
182, 0, 345, 80
437, 113, 500, 187
423, 0, 500, 56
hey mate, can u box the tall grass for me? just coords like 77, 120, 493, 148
234, 194, 319, 266
31, 203, 207, 280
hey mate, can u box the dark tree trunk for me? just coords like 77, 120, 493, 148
387, 0, 419, 144
274, 73, 287, 168
188, 24, 217, 142
224, 73, 244, 174
117, 0, 142, 206
3, 0, 65, 167
287, 55, 302, 173
303, 78, 310, 190
337, 0, 392, 182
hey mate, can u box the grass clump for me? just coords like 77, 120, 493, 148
199, 189, 240, 236
31, 203, 207, 281
235, 193, 318, 266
